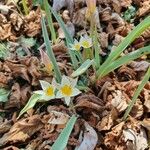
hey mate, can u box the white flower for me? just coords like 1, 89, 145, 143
56, 75, 81, 106
34, 80, 56, 101
70, 39, 81, 51
80, 35, 92, 49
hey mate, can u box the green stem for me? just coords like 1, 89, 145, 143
43, 0, 57, 43
41, 15, 62, 83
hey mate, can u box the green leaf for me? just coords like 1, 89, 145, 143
97, 15, 150, 79
123, 67, 150, 120
51, 115, 77, 150
41, 14, 62, 83
43, 0, 57, 43
17, 94, 42, 119
101, 45, 150, 78
71, 59, 94, 77
49, 6, 79, 69
0, 88, 10, 102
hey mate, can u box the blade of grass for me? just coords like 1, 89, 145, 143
22, 0, 29, 15
71, 59, 94, 77
123, 67, 150, 120
49, 6, 79, 69
43, 0, 57, 43
41, 15, 62, 83
18, 94, 42, 119
97, 16, 150, 79
101, 45, 150, 78
51, 115, 77, 150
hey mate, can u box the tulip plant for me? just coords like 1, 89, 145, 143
18, 0, 150, 149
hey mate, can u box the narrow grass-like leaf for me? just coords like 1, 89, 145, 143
49, 6, 79, 69
50, 6, 73, 43
43, 0, 56, 43
41, 15, 62, 83
18, 94, 42, 119
97, 16, 150, 79
101, 45, 150, 78
22, 0, 29, 15
123, 67, 150, 120
51, 115, 77, 150
71, 59, 94, 77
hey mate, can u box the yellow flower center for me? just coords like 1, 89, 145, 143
61, 85, 72, 96
81, 41, 90, 48
45, 86, 54, 96
74, 44, 81, 51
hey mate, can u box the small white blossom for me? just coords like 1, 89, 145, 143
70, 39, 81, 51
80, 35, 92, 49
56, 75, 81, 106
34, 80, 56, 101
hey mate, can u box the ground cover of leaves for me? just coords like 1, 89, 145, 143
0, 0, 150, 149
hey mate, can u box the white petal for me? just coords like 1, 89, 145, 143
74, 39, 79, 44
34, 90, 44, 95
64, 96, 71, 106
52, 78, 60, 89
79, 36, 84, 42
71, 88, 81, 97
39, 80, 51, 90
56, 90, 64, 98
70, 77, 78, 87
61, 75, 71, 86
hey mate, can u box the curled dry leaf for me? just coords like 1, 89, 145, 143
120, 0, 132, 8
123, 128, 148, 150
10, 12, 24, 32
130, 99, 143, 119
3, 146, 20, 150
0, 119, 12, 134
75, 94, 104, 112
112, 34, 124, 46
0, 115, 43, 146
112, 0, 121, 13
142, 26, 150, 38
111, 90, 129, 113
143, 85, 150, 112
138, 0, 150, 17
99, 32, 109, 48
104, 122, 125, 149
48, 111, 70, 125
24, 8, 41, 37
4, 56, 41, 86
96, 108, 118, 131
142, 118, 150, 131
0, 24, 17, 41
73, 7, 87, 28
5, 83, 31, 109
129, 61, 150, 72
75, 122, 98, 150
53, 0, 74, 15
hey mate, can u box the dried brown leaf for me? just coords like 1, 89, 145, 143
0, 115, 43, 146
